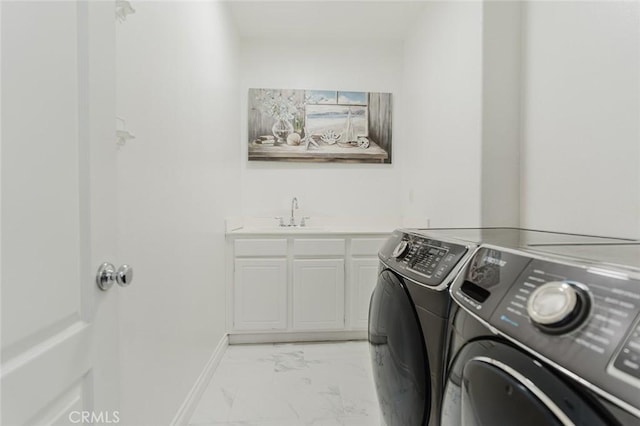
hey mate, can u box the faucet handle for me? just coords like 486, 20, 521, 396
274, 216, 285, 227
300, 217, 311, 227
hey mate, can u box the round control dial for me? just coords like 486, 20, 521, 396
392, 241, 410, 259
527, 281, 589, 334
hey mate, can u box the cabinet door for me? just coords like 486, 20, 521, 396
234, 259, 287, 330
350, 258, 380, 329
293, 259, 345, 330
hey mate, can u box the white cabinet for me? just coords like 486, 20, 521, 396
350, 258, 379, 329
228, 233, 389, 340
293, 239, 345, 256
348, 238, 386, 330
234, 258, 287, 330
234, 238, 287, 256
293, 259, 345, 330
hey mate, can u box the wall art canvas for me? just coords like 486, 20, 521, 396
248, 88, 392, 163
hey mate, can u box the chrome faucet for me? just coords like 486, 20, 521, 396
290, 197, 299, 226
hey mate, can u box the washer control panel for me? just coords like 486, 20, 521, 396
379, 230, 468, 287
450, 247, 640, 412
613, 322, 640, 382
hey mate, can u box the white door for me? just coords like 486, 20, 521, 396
2, 2, 120, 425
293, 259, 345, 330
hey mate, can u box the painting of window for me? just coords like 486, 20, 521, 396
305, 90, 337, 105
248, 87, 392, 164
337, 91, 367, 105
305, 105, 367, 141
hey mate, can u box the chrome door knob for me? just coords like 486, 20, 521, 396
97, 262, 134, 290
97, 262, 116, 291
116, 264, 133, 287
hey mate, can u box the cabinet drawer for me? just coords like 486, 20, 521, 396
351, 237, 389, 256
234, 239, 287, 257
293, 239, 345, 256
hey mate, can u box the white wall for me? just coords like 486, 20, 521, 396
115, 2, 240, 425
520, 1, 640, 238
239, 38, 404, 222
481, 1, 522, 227
400, 1, 484, 228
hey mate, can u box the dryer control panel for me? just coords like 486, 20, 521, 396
379, 230, 469, 288
450, 247, 640, 414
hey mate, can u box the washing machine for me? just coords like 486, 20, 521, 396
370, 228, 476, 426
443, 242, 640, 425
368, 228, 631, 426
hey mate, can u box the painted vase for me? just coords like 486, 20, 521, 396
272, 118, 294, 143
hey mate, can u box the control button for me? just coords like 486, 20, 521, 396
392, 241, 410, 259
528, 282, 577, 324
527, 281, 590, 334
629, 341, 640, 351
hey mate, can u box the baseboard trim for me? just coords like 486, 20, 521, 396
170, 334, 229, 426
228, 330, 367, 344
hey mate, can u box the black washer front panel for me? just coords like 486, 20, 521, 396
369, 270, 429, 426
442, 340, 613, 426
371, 229, 474, 426
450, 247, 640, 418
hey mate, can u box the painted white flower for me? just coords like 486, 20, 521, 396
255, 90, 299, 121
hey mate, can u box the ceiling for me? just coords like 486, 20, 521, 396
226, 1, 427, 41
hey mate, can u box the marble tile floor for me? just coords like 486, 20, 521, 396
189, 341, 384, 426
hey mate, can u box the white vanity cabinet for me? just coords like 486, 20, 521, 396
232, 239, 288, 330
227, 232, 390, 342
348, 238, 387, 329
293, 259, 345, 330
349, 258, 379, 329
291, 238, 346, 330
234, 258, 287, 330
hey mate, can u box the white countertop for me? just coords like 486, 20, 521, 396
226, 216, 407, 236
